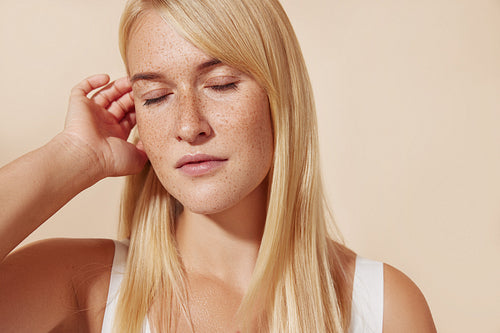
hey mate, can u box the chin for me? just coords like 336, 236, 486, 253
177, 197, 240, 215
158, 170, 269, 216
170, 184, 253, 216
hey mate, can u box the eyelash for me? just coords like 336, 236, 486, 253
143, 95, 169, 106
143, 83, 238, 106
210, 82, 238, 91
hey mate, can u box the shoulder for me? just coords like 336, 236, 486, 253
7, 237, 115, 272
0, 238, 116, 332
383, 263, 437, 333
17, 237, 117, 297
6, 237, 117, 305
326, 244, 436, 333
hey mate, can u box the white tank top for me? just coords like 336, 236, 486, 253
101, 240, 384, 333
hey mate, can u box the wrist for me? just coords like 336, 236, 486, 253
47, 133, 106, 187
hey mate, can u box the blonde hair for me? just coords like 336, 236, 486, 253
116, 0, 351, 332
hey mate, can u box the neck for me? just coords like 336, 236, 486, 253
175, 181, 267, 291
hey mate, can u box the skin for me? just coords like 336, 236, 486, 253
128, 11, 273, 293
129, 12, 274, 216
0, 9, 436, 333
128, 11, 274, 331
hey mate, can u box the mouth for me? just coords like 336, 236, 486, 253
175, 154, 227, 168
175, 154, 228, 176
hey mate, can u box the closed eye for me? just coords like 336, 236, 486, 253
210, 82, 238, 91
143, 94, 170, 106
143, 82, 238, 106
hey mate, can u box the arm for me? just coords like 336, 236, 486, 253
0, 238, 115, 333
0, 134, 101, 261
383, 264, 437, 333
0, 75, 147, 331
0, 74, 147, 261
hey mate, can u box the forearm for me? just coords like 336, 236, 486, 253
0, 74, 144, 261
0, 134, 102, 261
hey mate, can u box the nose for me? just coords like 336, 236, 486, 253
175, 90, 212, 143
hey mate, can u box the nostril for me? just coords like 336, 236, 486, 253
176, 131, 208, 142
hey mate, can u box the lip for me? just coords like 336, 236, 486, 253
175, 154, 228, 176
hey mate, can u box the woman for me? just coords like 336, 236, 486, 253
0, 0, 436, 332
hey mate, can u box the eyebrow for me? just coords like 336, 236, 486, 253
130, 59, 223, 84
130, 72, 163, 84
197, 58, 222, 70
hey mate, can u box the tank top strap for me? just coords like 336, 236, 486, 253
101, 239, 151, 333
349, 256, 384, 333
101, 239, 129, 332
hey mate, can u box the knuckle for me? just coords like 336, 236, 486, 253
116, 99, 126, 110
70, 86, 80, 95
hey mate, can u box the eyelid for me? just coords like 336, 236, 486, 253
140, 87, 170, 99
204, 75, 239, 86
143, 94, 170, 106
142, 89, 172, 106
210, 82, 239, 92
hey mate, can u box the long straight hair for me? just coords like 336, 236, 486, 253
116, 0, 351, 332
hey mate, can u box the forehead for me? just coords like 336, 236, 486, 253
126, 10, 210, 76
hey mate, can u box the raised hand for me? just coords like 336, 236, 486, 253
61, 74, 147, 179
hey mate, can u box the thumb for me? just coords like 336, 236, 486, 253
108, 138, 149, 176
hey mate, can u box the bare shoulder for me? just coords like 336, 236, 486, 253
383, 263, 437, 333
0, 238, 115, 332
5, 237, 115, 279
10, 237, 115, 258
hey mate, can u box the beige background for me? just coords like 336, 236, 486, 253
1, 1, 499, 332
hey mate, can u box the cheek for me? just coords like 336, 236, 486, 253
243, 94, 273, 151
135, 108, 172, 163
225, 93, 274, 171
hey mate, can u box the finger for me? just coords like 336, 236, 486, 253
90, 81, 115, 107
107, 138, 148, 176
91, 77, 132, 109
136, 140, 146, 154
70, 74, 110, 97
92, 77, 132, 108
108, 91, 135, 120
125, 143, 149, 175
119, 110, 137, 135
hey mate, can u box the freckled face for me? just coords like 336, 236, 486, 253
127, 11, 274, 214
